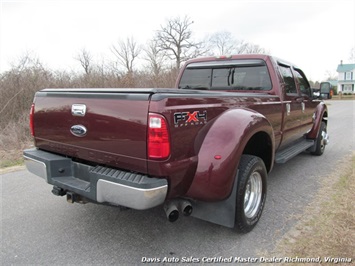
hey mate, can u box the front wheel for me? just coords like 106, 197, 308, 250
235, 155, 267, 233
311, 121, 328, 156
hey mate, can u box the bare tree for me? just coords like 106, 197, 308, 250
206, 31, 268, 56
155, 15, 204, 69
144, 39, 166, 76
242, 43, 268, 54
325, 70, 337, 81
233, 40, 249, 54
75, 48, 92, 75
207, 31, 236, 55
111, 36, 142, 74
10, 51, 45, 72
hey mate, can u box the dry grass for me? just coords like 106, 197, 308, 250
0, 56, 178, 169
0, 112, 33, 168
270, 154, 355, 265
0, 145, 31, 168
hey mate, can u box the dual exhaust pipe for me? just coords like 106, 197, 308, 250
52, 185, 192, 221
164, 200, 193, 222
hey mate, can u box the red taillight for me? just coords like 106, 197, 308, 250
148, 113, 170, 159
30, 103, 35, 136
215, 55, 232, 59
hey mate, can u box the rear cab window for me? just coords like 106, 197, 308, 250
178, 59, 272, 91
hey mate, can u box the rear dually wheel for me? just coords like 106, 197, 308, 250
235, 155, 267, 233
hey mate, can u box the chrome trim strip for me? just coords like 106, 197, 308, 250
96, 179, 167, 210
23, 155, 48, 181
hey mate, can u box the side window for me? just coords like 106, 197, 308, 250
294, 69, 311, 97
279, 65, 297, 94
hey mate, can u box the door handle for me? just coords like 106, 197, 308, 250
286, 103, 291, 116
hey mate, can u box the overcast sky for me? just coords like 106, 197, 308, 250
1, 0, 354, 81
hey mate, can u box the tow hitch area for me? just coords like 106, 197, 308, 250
51, 186, 88, 204
51, 186, 66, 196
66, 191, 88, 204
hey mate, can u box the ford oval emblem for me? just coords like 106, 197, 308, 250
70, 125, 87, 137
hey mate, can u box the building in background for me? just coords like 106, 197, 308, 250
336, 61, 355, 94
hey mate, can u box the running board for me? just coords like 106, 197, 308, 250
275, 139, 314, 164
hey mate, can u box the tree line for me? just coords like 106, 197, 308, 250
0, 15, 268, 156
5, 15, 350, 158
76, 16, 268, 78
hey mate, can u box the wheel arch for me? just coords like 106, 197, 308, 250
307, 102, 328, 139
185, 108, 274, 201
322, 110, 328, 124
242, 131, 273, 173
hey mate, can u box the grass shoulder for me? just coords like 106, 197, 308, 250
0, 158, 24, 169
269, 153, 355, 264
0, 149, 26, 172
330, 95, 355, 100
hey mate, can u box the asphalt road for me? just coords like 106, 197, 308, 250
1, 100, 354, 265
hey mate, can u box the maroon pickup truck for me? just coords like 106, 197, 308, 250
24, 54, 328, 232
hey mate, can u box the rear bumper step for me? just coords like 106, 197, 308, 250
23, 148, 168, 209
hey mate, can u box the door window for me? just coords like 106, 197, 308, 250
279, 65, 297, 95
294, 69, 311, 97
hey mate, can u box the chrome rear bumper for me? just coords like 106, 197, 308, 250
23, 148, 168, 209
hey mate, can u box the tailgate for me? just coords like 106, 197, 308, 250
33, 89, 153, 173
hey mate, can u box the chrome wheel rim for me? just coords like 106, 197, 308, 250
244, 171, 262, 219
320, 130, 327, 152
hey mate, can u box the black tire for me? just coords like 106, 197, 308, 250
311, 121, 327, 156
235, 155, 267, 233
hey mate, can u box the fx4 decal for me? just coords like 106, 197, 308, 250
173, 111, 207, 127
